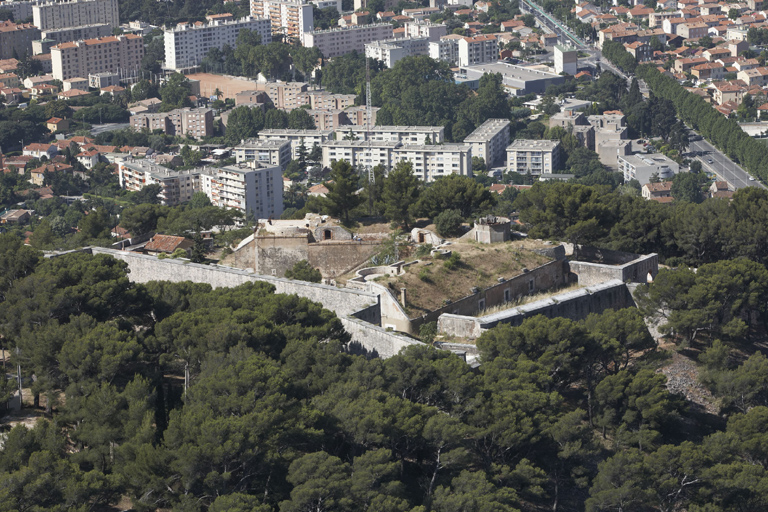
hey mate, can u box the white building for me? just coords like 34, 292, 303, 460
336, 125, 445, 144
40, 23, 111, 44
32, 0, 118, 30
429, 34, 463, 65
309, 0, 341, 11
251, 0, 313, 41
554, 45, 578, 75
404, 21, 447, 42
0, 0, 38, 23
463, 118, 511, 168
618, 153, 679, 185
257, 129, 334, 159
365, 37, 429, 68
164, 16, 272, 70
392, 143, 471, 182
117, 158, 283, 219
51, 33, 143, 81
233, 139, 292, 170
302, 23, 394, 58
458, 34, 498, 67
506, 139, 560, 175
322, 140, 400, 169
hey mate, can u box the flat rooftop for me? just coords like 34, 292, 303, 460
464, 118, 511, 142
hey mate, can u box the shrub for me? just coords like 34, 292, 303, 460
285, 260, 322, 283
416, 243, 433, 257
434, 209, 464, 238
443, 252, 461, 270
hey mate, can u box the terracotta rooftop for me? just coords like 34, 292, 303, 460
145, 234, 192, 253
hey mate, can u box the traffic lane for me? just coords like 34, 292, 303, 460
691, 139, 765, 190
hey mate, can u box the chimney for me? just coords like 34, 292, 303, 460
400, 288, 407, 308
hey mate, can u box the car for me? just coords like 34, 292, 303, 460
749, 177, 755, 181
708, 159, 714, 164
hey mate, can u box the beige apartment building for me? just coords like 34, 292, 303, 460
130, 108, 214, 138
506, 139, 560, 175
33, 0, 119, 30
463, 118, 511, 168
0, 20, 40, 59
51, 33, 143, 80
458, 34, 498, 66
301, 23, 393, 58
251, 0, 314, 41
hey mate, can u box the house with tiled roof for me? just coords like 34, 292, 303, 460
0, 87, 23, 103
76, 149, 100, 169
642, 181, 674, 201
692, 62, 725, 80
708, 180, 733, 198
29, 162, 72, 186
308, 183, 329, 197
144, 234, 194, 255
712, 81, 745, 104
0, 73, 20, 89
46, 117, 69, 133
23, 143, 58, 159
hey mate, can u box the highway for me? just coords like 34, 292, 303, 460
689, 136, 767, 190
89, 122, 130, 135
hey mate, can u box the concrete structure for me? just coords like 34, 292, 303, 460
472, 215, 510, 243
364, 37, 429, 68
32, 0, 118, 30
462, 118, 510, 168
257, 128, 334, 158
302, 23, 393, 58
117, 158, 283, 219
0, 0, 37, 22
336, 125, 445, 144
130, 107, 214, 138
163, 17, 272, 70
40, 21, 110, 44
251, 0, 313, 41
457, 34, 498, 66
506, 139, 560, 175
393, 143, 472, 182
618, 153, 680, 184
458, 61, 566, 95
51, 33, 143, 80
554, 45, 577, 75
0, 20, 40, 59
233, 139, 292, 170
429, 34, 463, 65
88, 71, 118, 88
32, 38, 55, 54
404, 21, 446, 42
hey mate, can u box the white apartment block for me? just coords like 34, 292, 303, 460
554, 45, 577, 75
233, 139, 292, 170
463, 118, 511, 168
322, 140, 400, 169
117, 158, 283, 219
33, 0, 118, 30
164, 17, 272, 70
404, 21, 447, 42
458, 35, 499, 67
336, 125, 445, 144
392, 143, 471, 182
51, 33, 143, 80
309, 0, 341, 11
365, 37, 429, 68
618, 154, 679, 185
506, 139, 560, 175
257, 129, 334, 159
302, 23, 393, 58
429, 34, 462, 65
251, 0, 313, 40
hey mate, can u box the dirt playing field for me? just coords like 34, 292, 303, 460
185, 72, 259, 100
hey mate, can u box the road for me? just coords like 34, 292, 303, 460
89, 123, 130, 135
688, 136, 766, 190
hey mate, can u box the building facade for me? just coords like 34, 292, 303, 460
506, 139, 560, 174
365, 36, 429, 68
338, 125, 445, 144
618, 153, 679, 184
251, 0, 313, 41
41, 23, 111, 44
302, 23, 393, 58
164, 17, 272, 70
51, 33, 143, 80
32, 0, 118, 30
117, 158, 283, 219
428, 34, 462, 65
458, 34, 498, 66
233, 139, 292, 170
130, 107, 214, 138
0, 20, 40, 59
392, 143, 471, 182
257, 128, 334, 158
404, 21, 447, 42
463, 118, 511, 168
554, 45, 577, 75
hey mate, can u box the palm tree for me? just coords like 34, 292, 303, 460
213, 87, 223, 100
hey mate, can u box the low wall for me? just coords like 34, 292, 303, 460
89, 247, 379, 320
307, 241, 381, 279
438, 279, 632, 339
342, 317, 425, 359
568, 253, 658, 286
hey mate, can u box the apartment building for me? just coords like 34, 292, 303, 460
302, 23, 394, 59
392, 143, 471, 182
257, 128, 334, 158
308, 91, 355, 109
33, 0, 118, 30
458, 35, 498, 67
618, 153, 679, 184
428, 34, 463, 65
403, 21, 447, 42
322, 139, 400, 168
254, 81, 310, 110
506, 139, 560, 175
677, 22, 708, 40
251, 0, 313, 41
691, 62, 724, 81
0, 0, 37, 22
164, 17, 272, 70
337, 125, 445, 144
0, 20, 39, 59
117, 158, 283, 219
41, 23, 111, 44
130, 107, 214, 138
554, 45, 577, 75
738, 67, 768, 87
463, 118, 511, 168
365, 37, 429, 68
233, 139, 292, 170
51, 33, 143, 80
